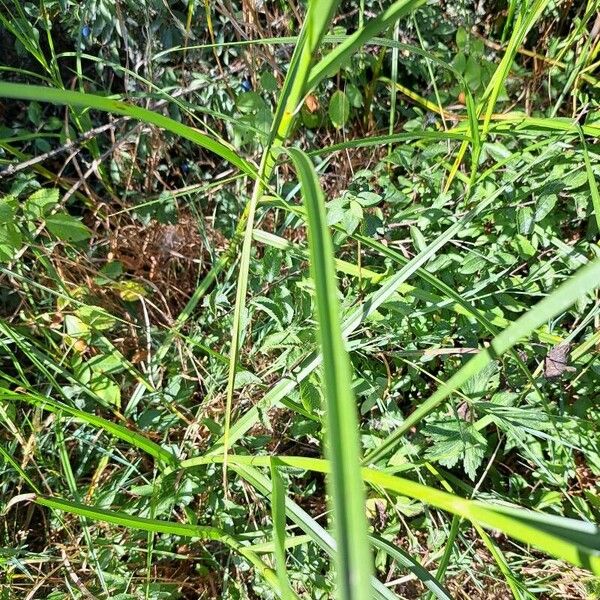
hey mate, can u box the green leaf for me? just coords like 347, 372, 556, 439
365, 257, 600, 465
0, 82, 256, 178
342, 199, 363, 234
452, 51, 467, 74
236, 91, 267, 114
25, 188, 59, 218
424, 421, 487, 481
34, 495, 283, 594
456, 27, 468, 51
260, 70, 279, 92
563, 169, 587, 190
27, 100, 42, 125
328, 90, 350, 129
45, 213, 92, 242
75, 305, 116, 331
0, 196, 17, 224
517, 206, 534, 235
464, 55, 482, 90
514, 234, 535, 257
534, 194, 557, 222
409, 225, 427, 254
89, 375, 121, 407
459, 252, 487, 275
284, 147, 373, 600
346, 83, 363, 107
0, 223, 22, 261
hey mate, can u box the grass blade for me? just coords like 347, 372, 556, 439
0, 82, 255, 177
221, 0, 340, 475
270, 461, 295, 600
480, 0, 550, 137
0, 390, 176, 466
307, 0, 427, 91
176, 454, 600, 575
578, 125, 600, 231
365, 257, 600, 464
232, 462, 398, 600
284, 147, 372, 599
370, 535, 453, 600
32, 495, 283, 594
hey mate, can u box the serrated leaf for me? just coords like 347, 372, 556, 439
25, 188, 59, 218
234, 370, 261, 389
0, 223, 22, 261
260, 330, 300, 353
252, 296, 286, 328
46, 213, 91, 242
425, 421, 487, 481
461, 360, 498, 397
299, 379, 321, 414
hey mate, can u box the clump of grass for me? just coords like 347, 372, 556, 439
1, 0, 600, 598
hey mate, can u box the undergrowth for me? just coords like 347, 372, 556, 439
0, 0, 599, 599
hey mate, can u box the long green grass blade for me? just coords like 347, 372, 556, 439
0, 82, 255, 177
365, 257, 600, 464
270, 461, 295, 600
176, 454, 600, 575
0, 390, 176, 465
370, 535, 453, 600
33, 495, 283, 593
579, 125, 600, 231
480, 0, 549, 137
285, 147, 372, 599
221, 0, 341, 475
307, 0, 427, 90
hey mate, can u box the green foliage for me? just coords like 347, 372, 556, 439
1, 0, 600, 599
328, 90, 351, 129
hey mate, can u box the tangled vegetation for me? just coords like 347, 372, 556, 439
1, 0, 600, 598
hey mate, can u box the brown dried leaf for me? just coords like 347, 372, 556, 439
544, 342, 576, 378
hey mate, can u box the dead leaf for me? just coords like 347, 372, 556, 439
544, 342, 576, 378
304, 94, 319, 113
